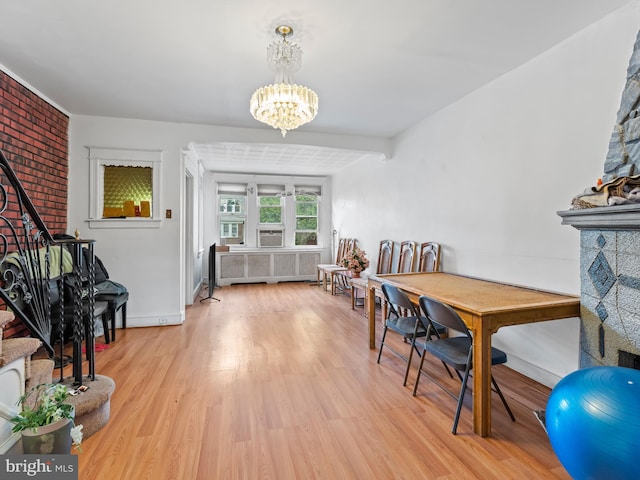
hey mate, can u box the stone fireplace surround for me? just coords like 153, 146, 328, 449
558, 204, 640, 369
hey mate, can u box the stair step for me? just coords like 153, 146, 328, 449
64, 375, 116, 438
0, 310, 15, 329
26, 359, 54, 388
0, 310, 16, 357
0, 338, 42, 368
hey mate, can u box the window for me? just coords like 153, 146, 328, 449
217, 183, 247, 245
220, 198, 241, 214
259, 196, 283, 223
88, 147, 162, 228
103, 165, 153, 217
295, 186, 320, 246
221, 223, 239, 238
257, 184, 284, 224
214, 177, 324, 248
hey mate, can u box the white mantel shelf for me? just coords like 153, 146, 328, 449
558, 204, 640, 230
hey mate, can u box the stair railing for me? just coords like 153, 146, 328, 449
0, 149, 95, 384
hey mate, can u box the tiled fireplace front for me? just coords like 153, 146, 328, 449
559, 205, 640, 368
557, 27, 640, 370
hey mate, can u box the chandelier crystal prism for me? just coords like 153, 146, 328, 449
250, 25, 318, 137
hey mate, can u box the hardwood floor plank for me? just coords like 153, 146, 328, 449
67, 282, 570, 479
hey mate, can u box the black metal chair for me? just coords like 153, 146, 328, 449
53, 233, 128, 345
377, 283, 449, 386
95, 286, 128, 344
414, 295, 516, 434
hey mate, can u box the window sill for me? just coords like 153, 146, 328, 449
87, 218, 162, 229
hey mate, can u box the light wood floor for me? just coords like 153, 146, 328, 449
72, 282, 570, 479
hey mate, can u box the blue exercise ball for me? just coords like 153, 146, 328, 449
546, 366, 640, 480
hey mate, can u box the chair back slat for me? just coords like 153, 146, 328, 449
339, 238, 357, 266
335, 238, 347, 265
346, 238, 357, 254
377, 239, 394, 275
418, 242, 441, 272
397, 240, 417, 273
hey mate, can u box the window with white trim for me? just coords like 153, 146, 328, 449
257, 184, 284, 225
213, 176, 324, 248
221, 223, 239, 238
88, 147, 162, 228
295, 186, 320, 246
217, 183, 247, 245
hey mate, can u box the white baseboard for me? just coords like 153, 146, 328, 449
114, 313, 184, 328
505, 355, 563, 389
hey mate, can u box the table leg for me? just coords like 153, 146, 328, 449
368, 285, 376, 349
350, 281, 356, 309
472, 319, 493, 437
363, 288, 369, 318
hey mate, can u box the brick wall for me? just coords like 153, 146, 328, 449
0, 70, 69, 338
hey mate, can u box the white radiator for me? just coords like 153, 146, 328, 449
219, 255, 245, 279
248, 254, 270, 278
299, 252, 320, 276
217, 250, 321, 285
274, 254, 296, 277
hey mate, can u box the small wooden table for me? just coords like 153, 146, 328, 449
367, 272, 580, 437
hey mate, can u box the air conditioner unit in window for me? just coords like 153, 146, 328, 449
258, 229, 284, 247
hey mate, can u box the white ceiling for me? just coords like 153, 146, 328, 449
191, 142, 385, 176
0, 0, 632, 175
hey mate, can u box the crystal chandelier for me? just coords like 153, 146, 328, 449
250, 25, 318, 137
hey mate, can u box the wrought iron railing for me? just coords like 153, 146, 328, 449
0, 149, 95, 384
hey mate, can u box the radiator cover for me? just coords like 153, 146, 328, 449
217, 249, 322, 285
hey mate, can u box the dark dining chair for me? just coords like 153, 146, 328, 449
414, 295, 516, 434
377, 284, 448, 386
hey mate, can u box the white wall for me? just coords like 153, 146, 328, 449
66, 3, 640, 385
69, 117, 199, 326
183, 148, 204, 305
67, 116, 388, 327
331, 3, 640, 387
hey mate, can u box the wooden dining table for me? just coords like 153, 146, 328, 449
367, 272, 580, 437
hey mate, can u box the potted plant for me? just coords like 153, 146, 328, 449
11, 383, 83, 454
342, 247, 370, 277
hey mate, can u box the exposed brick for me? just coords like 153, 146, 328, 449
0, 70, 69, 338
1, 319, 29, 339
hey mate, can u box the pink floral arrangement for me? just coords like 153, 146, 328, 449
342, 247, 369, 273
